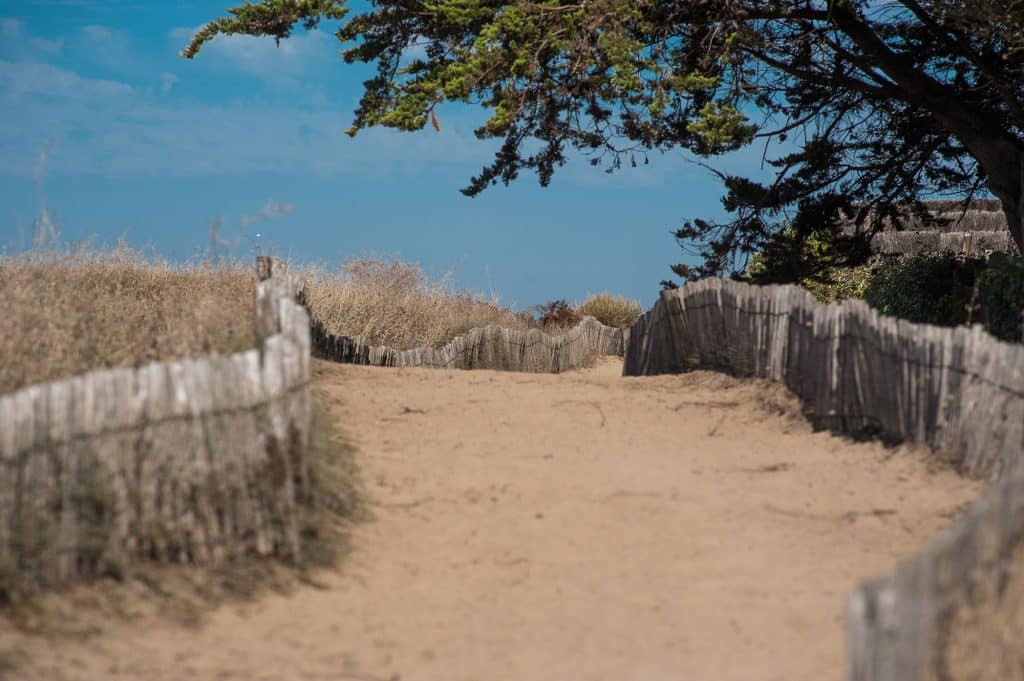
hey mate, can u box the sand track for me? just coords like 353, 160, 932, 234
6, 358, 980, 680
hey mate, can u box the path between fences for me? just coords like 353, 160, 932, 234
11, 358, 979, 681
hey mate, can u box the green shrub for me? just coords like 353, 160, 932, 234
748, 240, 1023, 343
861, 255, 1024, 342
576, 293, 643, 328
979, 256, 1024, 342
746, 228, 840, 285
863, 255, 982, 327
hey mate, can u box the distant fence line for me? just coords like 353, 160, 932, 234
0, 257, 311, 592
624, 279, 1024, 681
309, 314, 625, 373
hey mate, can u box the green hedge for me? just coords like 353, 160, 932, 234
751, 254, 1024, 344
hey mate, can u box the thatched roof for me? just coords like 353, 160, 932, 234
836, 199, 1018, 258
869, 230, 1019, 258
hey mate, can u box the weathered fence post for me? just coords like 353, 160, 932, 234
255, 257, 293, 340
256, 255, 287, 282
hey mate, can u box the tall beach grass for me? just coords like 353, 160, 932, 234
1, 247, 641, 396
0, 247, 256, 395
303, 256, 530, 350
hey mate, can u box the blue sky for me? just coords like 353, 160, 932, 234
0, 0, 771, 309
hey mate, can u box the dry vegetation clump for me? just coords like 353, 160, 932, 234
576, 293, 643, 328
304, 256, 529, 350
532, 299, 581, 328
0, 248, 257, 395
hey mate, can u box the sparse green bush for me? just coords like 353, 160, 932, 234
746, 225, 875, 303
746, 228, 844, 287
576, 293, 643, 328
794, 264, 874, 303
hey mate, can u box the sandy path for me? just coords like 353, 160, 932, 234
7, 358, 980, 681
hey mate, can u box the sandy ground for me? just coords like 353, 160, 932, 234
4, 357, 982, 681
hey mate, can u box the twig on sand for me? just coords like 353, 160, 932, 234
708, 414, 727, 437
738, 462, 794, 474
372, 496, 435, 510
764, 503, 898, 524
673, 399, 741, 411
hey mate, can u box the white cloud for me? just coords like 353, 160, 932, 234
0, 59, 134, 100
169, 25, 336, 89
0, 22, 501, 181
168, 25, 200, 42
2, 18, 62, 55
0, 54, 706, 191
29, 35, 64, 54
0, 16, 516, 183
81, 24, 113, 42
74, 23, 139, 76
159, 72, 178, 94
0, 56, 493, 179
241, 200, 294, 229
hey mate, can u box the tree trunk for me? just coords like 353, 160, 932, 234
973, 142, 1024, 255
1001, 200, 1024, 256
827, 5, 1024, 255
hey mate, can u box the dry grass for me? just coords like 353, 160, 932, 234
0, 247, 257, 395
0, 249, 635, 395
303, 256, 530, 350
576, 292, 643, 328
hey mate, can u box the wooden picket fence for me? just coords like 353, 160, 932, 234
309, 314, 625, 373
624, 278, 1024, 681
0, 257, 311, 594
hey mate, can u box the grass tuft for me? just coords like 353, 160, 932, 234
576, 293, 643, 328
